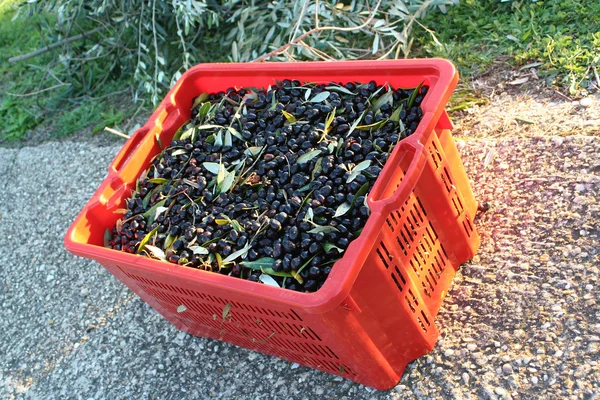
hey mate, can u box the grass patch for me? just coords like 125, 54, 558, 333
0, 4, 138, 144
417, 0, 600, 94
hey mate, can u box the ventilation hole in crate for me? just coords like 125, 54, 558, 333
427, 222, 439, 241
421, 311, 431, 328
391, 274, 403, 292
395, 266, 407, 285
126, 273, 304, 322
376, 247, 390, 268
424, 274, 434, 293
395, 236, 408, 256
405, 295, 416, 313
404, 288, 420, 313
380, 241, 393, 261
409, 259, 421, 277
403, 224, 415, 243
428, 269, 438, 286
441, 172, 451, 193
325, 346, 339, 359
386, 218, 395, 232
408, 289, 419, 306
421, 281, 432, 298
409, 209, 421, 227
439, 243, 449, 260
180, 312, 351, 376
416, 316, 428, 332
421, 236, 433, 253
429, 141, 442, 169
419, 241, 430, 258
443, 167, 454, 190
451, 198, 461, 216
416, 197, 427, 218
462, 221, 472, 237
433, 254, 444, 274
463, 217, 474, 238
400, 231, 411, 248
455, 193, 464, 211
430, 258, 442, 277
404, 214, 416, 232
390, 212, 398, 226
415, 246, 427, 266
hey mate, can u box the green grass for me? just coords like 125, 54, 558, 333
416, 0, 600, 95
3, 0, 598, 143
0, 4, 136, 144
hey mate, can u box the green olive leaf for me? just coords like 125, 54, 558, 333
372, 89, 393, 114
147, 177, 169, 185
154, 206, 169, 221
346, 160, 371, 183
297, 149, 321, 164
198, 101, 211, 118
389, 103, 404, 122
351, 182, 370, 206
222, 243, 252, 263
216, 162, 226, 185
224, 129, 233, 147
281, 110, 297, 124
241, 257, 276, 271
407, 81, 424, 110
355, 119, 388, 131
188, 245, 209, 255
324, 108, 336, 134
171, 149, 187, 157
259, 274, 280, 287
269, 89, 278, 110
214, 130, 223, 146
136, 225, 159, 253
323, 242, 344, 253
307, 224, 340, 235
219, 170, 236, 193
304, 88, 312, 101
325, 85, 356, 95
143, 184, 163, 208
144, 199, 167, 224
144, 244, 167, 260
308, 91, 330, 103
172, 125, 185, 141
291, 254, 318, 284
346, 110, 365, 138
104, 228, 112, 248
195, 124, 225, 130
244, 146, 263, 157
311, 157, 323, 179
333, 202, 351, 218
192, 92, 209, 108
260, 266, 293, 278
202, 162, 220, 174
179, 127, 196, 142
164, 234, 177, 251
227, 126, 245, 141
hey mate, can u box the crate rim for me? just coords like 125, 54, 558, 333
65, 58, 456, 315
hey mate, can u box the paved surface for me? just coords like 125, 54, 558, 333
1, 131, 599, 399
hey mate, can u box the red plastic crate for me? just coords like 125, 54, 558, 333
65, 60, 480, 390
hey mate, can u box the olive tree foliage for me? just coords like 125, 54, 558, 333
23, 0, 456, 104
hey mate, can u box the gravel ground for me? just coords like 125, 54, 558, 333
1, 129, 599, 398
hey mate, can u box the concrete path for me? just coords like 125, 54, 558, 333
1, 134, 598, 399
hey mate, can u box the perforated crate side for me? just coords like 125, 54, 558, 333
417, 129, 479, 269
104, 262, 396, 388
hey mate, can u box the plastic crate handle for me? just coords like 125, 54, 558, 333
368, 141, 427, 214
108, 127, 148, 174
